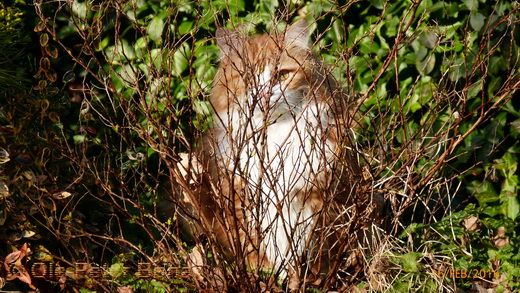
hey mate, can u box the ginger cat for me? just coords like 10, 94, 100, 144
192, 20, 374, 286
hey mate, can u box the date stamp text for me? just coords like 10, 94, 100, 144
436, 268, 501, 279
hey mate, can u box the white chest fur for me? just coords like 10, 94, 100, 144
214, 100, 335, 271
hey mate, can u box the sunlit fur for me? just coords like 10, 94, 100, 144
201, 20, 361, 281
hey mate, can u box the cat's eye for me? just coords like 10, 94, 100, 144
276, 70, 291, 81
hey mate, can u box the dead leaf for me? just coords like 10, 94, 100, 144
367, 272, 387, 292
470, 280, 494, 293
117, 286, 133, 293
8, 232, 23, 242
22, 171, 47, 183
492, 226, 509, 249
59, 275, 67, 290
52, 191, 73, 200
0, 147, 9, 164
0, 207, 7, 226
462, 216, 479, 231
15, 265, 34, 289
5, 243, 27, 265
6, 262, 35, 289
22, 231, 36, 238
493, 272, 512, 293
0, 181, 8, 199
40, 197, 56, 211
20, 243, 29, 257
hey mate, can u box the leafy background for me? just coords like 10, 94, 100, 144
0, 0, 518, 292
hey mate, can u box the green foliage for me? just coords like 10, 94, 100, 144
398, 151, 519, 291
0, 1, 24, 30
0, 2, 30, 93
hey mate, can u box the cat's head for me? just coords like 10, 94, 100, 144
212, 20, 334, 120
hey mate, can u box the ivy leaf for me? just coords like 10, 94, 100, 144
467, 80, 482, 98
470, 13, 485, 31
416, 52, 436, 75
473, 181, 499, 204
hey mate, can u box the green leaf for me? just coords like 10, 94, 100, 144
419, 31, 438, 49
463, 0, 478, 11
369, 0, 385, 10
135, 37, 147, 50
416, 52, 436, 75
470, 13, 485, 31
448, 57, 465, 81
511, 120, 520, 134
384, 15, 400, 38
472, 181, 499, 204
73, 135, 85, 144
495, 153, 519, 219
149, 48, 164, 71
503, 196, 519, 220
172, 43, 190, 76
148, 17, 164, 43
400, 252, 423, 273
70, 1, 88, 20
178, 20, 193, 35
467, 80, 482, 98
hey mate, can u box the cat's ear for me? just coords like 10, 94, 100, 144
284, 20, 310, 49
216, 27, 242, 57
